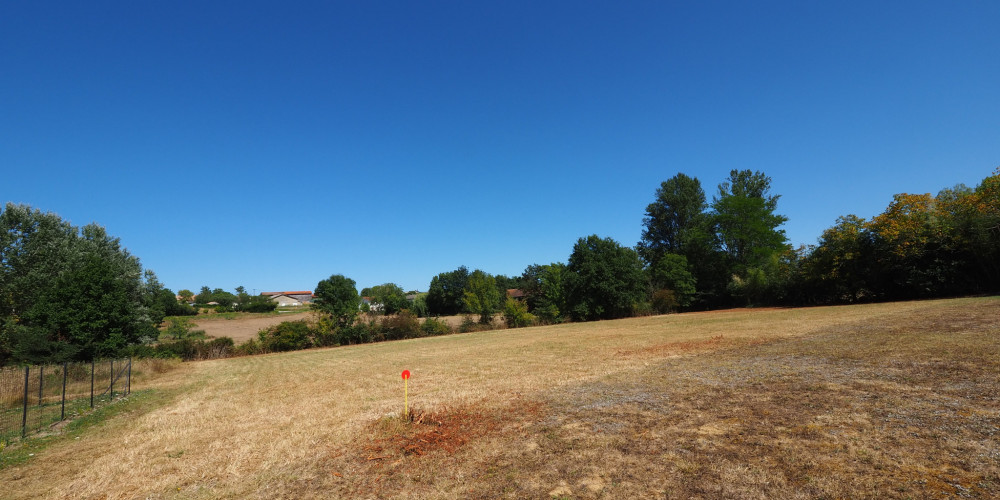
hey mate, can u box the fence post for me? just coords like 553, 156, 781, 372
21, 366, 29, 439
127, 357, 132, 395
61, 362, 68, 420
90, 359, 95, 408
109, 359, 114, 401
38, 365, 44, 406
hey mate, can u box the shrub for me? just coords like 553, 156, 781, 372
381, 310, 422, 340
503, 297, 536, 328
652, 289, 679, 314
235, 338, 264, 356
421, 317, 452, 336
533, 304, 563, 324
336, 323, 374, 345
258, 320, 315, 352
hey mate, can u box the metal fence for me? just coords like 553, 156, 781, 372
0, 358, 131, 444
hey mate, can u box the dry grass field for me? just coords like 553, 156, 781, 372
1, 297, 997, 499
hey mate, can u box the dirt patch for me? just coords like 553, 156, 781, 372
324, 398, 547, 498
190, 311, 313, 342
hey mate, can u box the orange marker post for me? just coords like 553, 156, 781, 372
401, 370, 411, 418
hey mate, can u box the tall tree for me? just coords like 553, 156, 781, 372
565, 235, 647, 321
426, 266, 470, 316
638, 173, 709, 262
712, 169, 789, 272
0, 204, 154, 364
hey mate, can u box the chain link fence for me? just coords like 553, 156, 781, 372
1, 358, 131, 444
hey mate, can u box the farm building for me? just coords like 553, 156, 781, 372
261, 291, 313, 306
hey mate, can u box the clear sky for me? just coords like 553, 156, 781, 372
3, 1, 998, 294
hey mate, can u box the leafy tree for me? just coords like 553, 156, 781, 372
802, 215, 871, 302
177, 289, 195, 303
648, 253, 697, 309
314, 274, 360, 326
360, 283, 408, 315
521, 263, 568, 323
638, 173, 709, 261
409, 293, 429, 317
712, 169, 789, 271
565, 235, 647, 321
426, 266, 470, 316
0, 204, 157, 364
463, 270, 502, 324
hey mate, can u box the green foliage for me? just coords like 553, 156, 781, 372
565, 235, 648, 321
651, 289, 679, 314
409, 293, 429, 317
712, 169, 789, 273
163, 317, 204, 340
426, 266, 470, 316
194, 287, 237, 307
236, 295, 277, 313
0, 204, 159, 364
314, 274, 360, 326
649, 254, 697, 309
463, 270, 502, 324
360, 283, 408, 315
421, 317, 452, 336
378, 310, 422, 340
124, 336, 234, 361
503, 297, 535, 328
639, 173, 709, 261
521, 263, 568, 323
258, 320, 316, 352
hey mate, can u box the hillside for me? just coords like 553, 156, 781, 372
2, 297, 997, 499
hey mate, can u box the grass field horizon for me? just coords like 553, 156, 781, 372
2, 297, 997, 498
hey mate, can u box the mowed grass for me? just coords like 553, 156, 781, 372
1, 297, 997, 499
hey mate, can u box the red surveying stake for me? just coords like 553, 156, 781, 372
401, 369, 411, 418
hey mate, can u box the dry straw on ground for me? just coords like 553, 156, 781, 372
1, 297, 997, 498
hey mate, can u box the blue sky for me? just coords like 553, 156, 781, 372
3, 1, 998, 294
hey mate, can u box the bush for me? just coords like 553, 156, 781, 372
652, 289, 679, 314
238, 296, 278, 313
258, 320, 315, 352
125, 336, 235, 361
381, 310, 422, 340
459, 315, 497, 333
533, 304, 563, 325
235, 338, 264, 356
336, 323, 374, 345
421, 317, 452, 336
503, 297, 536, 328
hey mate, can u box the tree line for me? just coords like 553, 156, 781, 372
344, 168, 999, 326
3, 167, 996, 365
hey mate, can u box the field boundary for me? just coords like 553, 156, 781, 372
1, 358, 131, 444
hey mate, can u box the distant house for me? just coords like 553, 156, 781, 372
269, 294, 303, 307
360, 296, 383, 313
261, 291, 313, 304
507, 289, 526, 300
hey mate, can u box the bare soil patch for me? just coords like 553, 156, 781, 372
189, 311, 314, 342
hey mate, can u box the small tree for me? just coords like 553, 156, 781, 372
503, 296, 535, 328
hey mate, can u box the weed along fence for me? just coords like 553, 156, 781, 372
0, 358, 132, 444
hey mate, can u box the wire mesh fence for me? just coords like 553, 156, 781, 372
0, 358, 131, 444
